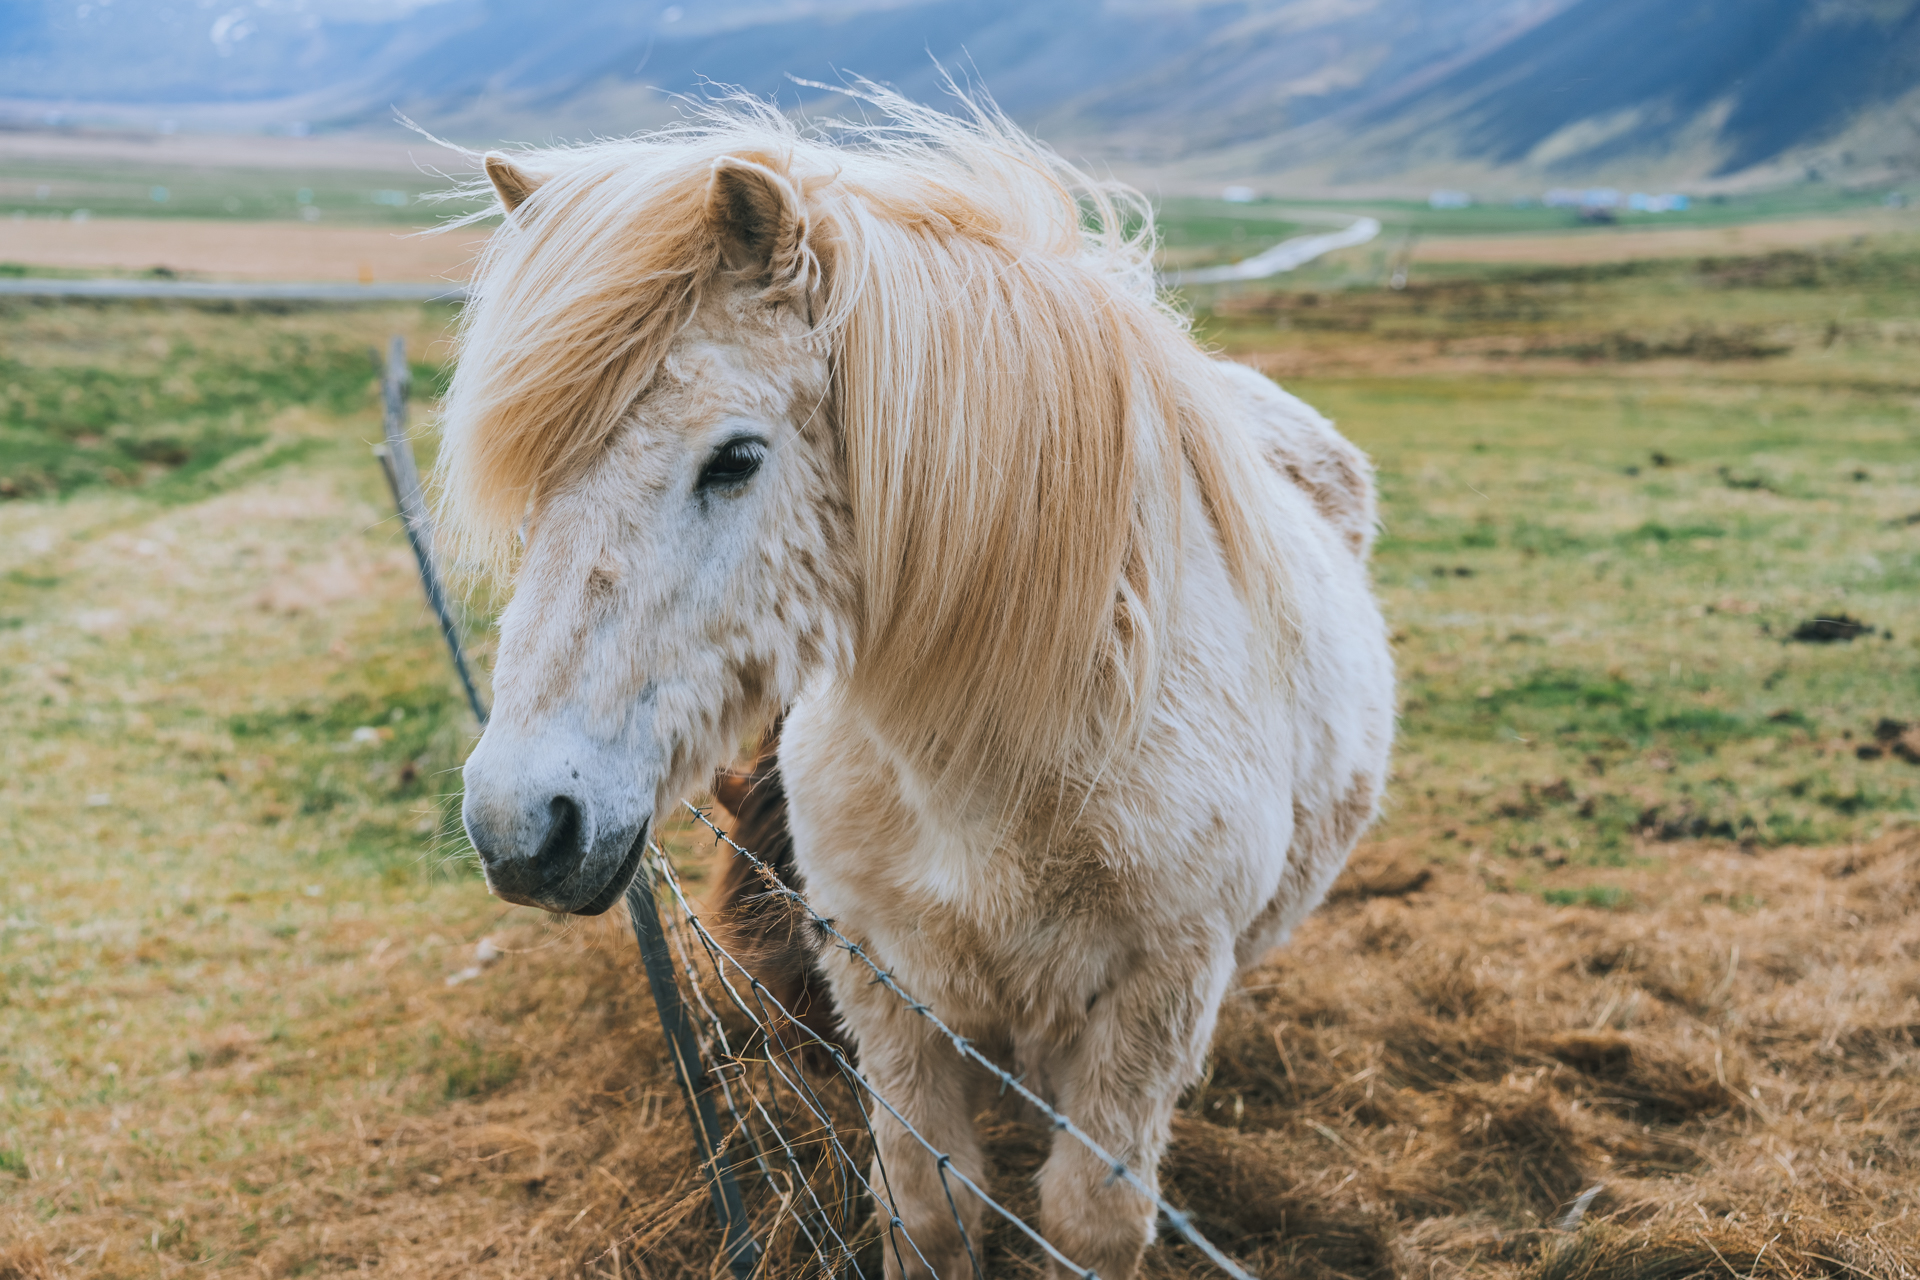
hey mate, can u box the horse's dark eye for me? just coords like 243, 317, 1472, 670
697, 438, 767, 490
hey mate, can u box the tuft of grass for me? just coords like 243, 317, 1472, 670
441, 1040, 523, 1101
1542, 885, 1630, 910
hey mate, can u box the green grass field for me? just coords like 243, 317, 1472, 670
1, 160, 487, 226
1158, 182, 1908, 245
1197, 238, 1920, 862
1, 222, 1917, 1276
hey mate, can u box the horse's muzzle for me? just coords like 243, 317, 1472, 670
473, 798, 649, 915
461, 731, 654, 915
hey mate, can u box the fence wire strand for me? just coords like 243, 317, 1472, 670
653, 847, 1048, 1279
635, 800, 1263, 1280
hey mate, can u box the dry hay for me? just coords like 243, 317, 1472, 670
1142, 824, 1920, 1279
15, 821, 1914, 1279
3, 817, 1915, 1280
0, 908, 716, 1280
696, 819, 1920, 1279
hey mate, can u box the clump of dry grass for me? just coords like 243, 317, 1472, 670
573, 818, 1920, 1279
0, 899, 725, 1279
1129, 828, 1920, 1278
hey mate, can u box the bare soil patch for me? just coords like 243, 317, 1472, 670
1413, 217, 1899, 266
0, 216, 490, 282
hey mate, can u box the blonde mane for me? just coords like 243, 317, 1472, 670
437, 89, 1296, 776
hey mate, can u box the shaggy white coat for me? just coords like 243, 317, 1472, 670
442, 90, 1394, 1280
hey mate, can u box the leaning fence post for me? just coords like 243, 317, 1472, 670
372, 335, 489, 728
373, 334, 760, 1278
625, 868, 761, 1279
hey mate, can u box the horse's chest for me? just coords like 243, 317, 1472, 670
778, 704, 1242, 1033
856, 834, 1160, 1027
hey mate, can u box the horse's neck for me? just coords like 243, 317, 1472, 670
849, 463, 1242, 837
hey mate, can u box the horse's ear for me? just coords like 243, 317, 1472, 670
485, 154, 544, 215
706, 156, 814, 293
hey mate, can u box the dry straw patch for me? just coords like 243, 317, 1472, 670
1149, 827, 1920, 1278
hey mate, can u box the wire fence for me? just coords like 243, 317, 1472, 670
643, 803, 1263, 1280
375, 333, 1260, 1279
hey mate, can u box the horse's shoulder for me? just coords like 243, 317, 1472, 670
1214, 360, 1377, 560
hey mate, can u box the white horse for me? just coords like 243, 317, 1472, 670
442, 92, 1394, 1280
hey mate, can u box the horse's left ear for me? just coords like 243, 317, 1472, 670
485, 154, 545, 215
706, 156, 816, 300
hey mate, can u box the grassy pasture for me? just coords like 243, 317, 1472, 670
1, 162, 484, 227
1, 225, 1918, 1278
1157, 182, 1908, 247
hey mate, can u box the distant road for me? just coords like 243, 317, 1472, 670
1162, 216, 1382, 287
0, 277, 466, 302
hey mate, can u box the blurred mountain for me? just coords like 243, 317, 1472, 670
1, 0, 1915, 188
1258, 0, 1920, 187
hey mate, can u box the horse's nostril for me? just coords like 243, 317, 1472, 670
538, 795, 586, 865
464, 771, 646, 914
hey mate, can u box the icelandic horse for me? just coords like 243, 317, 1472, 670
442, 90, 1394, 1280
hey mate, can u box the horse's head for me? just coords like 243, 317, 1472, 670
450, 153, 851, 915
444, 110, 1282, 913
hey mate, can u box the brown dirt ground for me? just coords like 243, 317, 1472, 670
0, 217, 492, 282
1411, 217, 1900, 266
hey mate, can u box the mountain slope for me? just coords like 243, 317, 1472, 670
1356, 0, 1920, 176
0, 0, 1913, 187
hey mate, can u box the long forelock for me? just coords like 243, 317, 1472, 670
436, 88, 1296, 777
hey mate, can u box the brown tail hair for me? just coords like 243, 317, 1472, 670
709, 725, 847, 1058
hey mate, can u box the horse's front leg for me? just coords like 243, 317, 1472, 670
1036, 944, 1232, 1280
842, 988, 991, 1280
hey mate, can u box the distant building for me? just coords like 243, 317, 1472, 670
1221, 186, 1257, 203
1546, 187, 1624, 209
1548, 187, 1688, 218
1428, 189, 1472, 209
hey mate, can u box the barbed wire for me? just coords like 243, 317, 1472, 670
655, 860, 912, 1276
653, 844, 1094, 1277
641, 799, 1264, 1280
